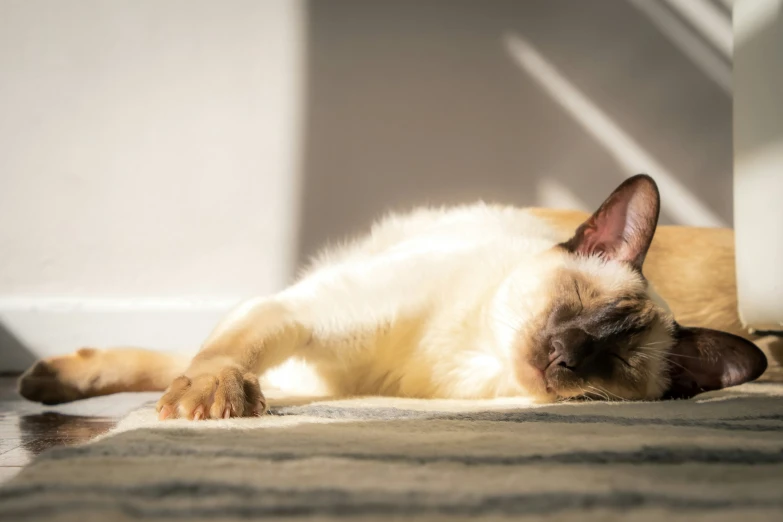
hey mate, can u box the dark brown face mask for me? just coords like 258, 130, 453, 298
558, 174, 767, 399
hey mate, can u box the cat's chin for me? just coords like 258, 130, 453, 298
512, 358, 591, 403
513, 359, 558, 402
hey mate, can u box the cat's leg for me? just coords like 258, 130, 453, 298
156, 297, 310, 420
18, 347, 189, 405
157, 251, 445, 420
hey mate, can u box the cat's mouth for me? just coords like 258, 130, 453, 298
543, 364, 587, 398
521, 356, 588, 400
513, 359, 559, 401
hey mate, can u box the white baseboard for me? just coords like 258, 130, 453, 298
0, 297, 241, 372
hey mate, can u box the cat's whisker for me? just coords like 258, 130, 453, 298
637, 352, 694, 375
578, 386, 595, 402
642, 349, 702, 361
587, 383, 628, 402
638, 340, 670, 347
585, 385, 610, 401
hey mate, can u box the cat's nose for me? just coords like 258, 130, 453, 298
549, 329, 592, 371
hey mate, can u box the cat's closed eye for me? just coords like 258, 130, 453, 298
546, 304, 580, 329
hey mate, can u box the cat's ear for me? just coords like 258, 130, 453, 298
662, 325, 767, 399
561, 174, 660, 272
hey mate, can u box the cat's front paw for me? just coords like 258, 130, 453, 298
156, 367, 265, 420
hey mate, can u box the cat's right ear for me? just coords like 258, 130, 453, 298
560, 174, 660, 272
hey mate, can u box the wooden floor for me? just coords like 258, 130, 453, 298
0, 376, 156, 485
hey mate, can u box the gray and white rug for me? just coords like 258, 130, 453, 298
2, 384, 783, 521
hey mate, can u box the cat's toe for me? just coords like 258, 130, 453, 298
156, 369, 265, 421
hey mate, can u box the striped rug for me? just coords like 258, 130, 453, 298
2, 383, 783, 521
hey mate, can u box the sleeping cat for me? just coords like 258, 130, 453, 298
18, 175, 767, 419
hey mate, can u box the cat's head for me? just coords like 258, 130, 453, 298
514, 175, 767, 402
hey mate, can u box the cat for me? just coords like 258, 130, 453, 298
18, 175, 767, 419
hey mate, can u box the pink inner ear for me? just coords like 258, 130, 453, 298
577, 206, 630, 259
562, 174, 660, 270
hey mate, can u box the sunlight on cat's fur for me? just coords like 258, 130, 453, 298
18, 175, 767, 419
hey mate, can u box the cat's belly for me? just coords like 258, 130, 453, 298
261, 290, 527, 398
259, 320, 427, 397
261, 357, 423, 398
261, 339, 522, 400
261, 358, 332, 397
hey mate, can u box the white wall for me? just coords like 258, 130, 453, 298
0, 0, 739, 371
734, 0, 783, 331
0, 0, 305, 370
296, 0, 733, 263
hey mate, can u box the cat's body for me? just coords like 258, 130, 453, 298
18, 176, 768, 418
261, 202, 625, 401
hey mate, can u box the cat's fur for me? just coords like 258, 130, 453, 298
18, 175, 768, 418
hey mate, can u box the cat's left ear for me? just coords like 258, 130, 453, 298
663, 325, 767, 399
561, 174, 660, 272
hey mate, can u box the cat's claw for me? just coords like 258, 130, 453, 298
155, 368, 263, 421
158, 405, 174, 421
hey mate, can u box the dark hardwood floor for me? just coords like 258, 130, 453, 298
0, 376, 156, 484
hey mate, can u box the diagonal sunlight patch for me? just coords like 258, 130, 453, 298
504, 34, 727, 228
629, 0, 731, 94
662, 0, 733, 58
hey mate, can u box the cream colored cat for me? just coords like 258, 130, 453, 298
18, 175, 767, 419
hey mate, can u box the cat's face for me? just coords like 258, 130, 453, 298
513, 175, 767, 402
518, 261, 675, 401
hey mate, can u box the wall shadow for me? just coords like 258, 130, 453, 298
0, 321, 36, 375
296, 0, 732, 265
734, 1, 783, 156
